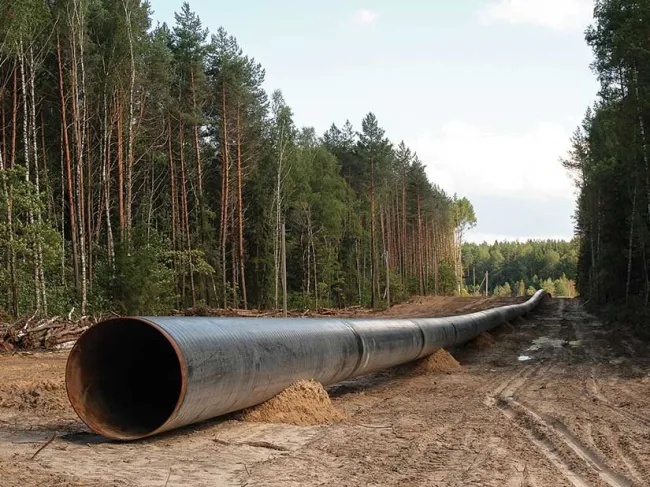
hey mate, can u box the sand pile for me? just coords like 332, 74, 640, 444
472, 332, 496, 350
238, 380, 345, 426
0, 379, 69, 414
405, 349, 461, 375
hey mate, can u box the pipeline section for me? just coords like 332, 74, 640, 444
66, 290, 547, 440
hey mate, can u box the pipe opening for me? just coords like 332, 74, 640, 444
66, 318, 183, 440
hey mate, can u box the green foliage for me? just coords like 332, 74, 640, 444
517, 280, 526, 297
453, 196, 477, 236
493, 282, 512, 297
564, 0, 650, 329
553, 275, 573, 297
541, 278, 556, 296
0, 0, 471, 317
463, 240, 578, 297
438, 261, 457, 296
108, 227, 175, 315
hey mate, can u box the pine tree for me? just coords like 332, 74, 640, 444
0, 0, 475, 316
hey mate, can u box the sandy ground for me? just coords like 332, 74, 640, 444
0, 298, 649, 487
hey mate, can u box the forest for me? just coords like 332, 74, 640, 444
462, 240, 578, 298
0, 0, 480, 317
565, 0, 650, 328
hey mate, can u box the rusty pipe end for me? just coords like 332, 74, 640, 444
65, 318, 186, 441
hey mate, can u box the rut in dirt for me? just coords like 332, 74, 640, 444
486, 298, 648, 487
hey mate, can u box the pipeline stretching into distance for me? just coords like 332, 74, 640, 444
66, 290, 547, 440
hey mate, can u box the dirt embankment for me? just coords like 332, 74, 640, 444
0, 296, 525, 352
379, 295, 528, 318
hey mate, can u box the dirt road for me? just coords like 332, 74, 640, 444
1, 298, 649, 486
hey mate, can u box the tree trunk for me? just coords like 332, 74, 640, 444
116, 98, 125, 240
632, 67, 650, 221
179, 123, 196, 307
124, 0, 136, 242
356, 237, 362, 306
281, 220, 287, 317
40, 111, 53, 220
7, 66, 18, 315
1, 89, 6, 167
231, 201, 238, 308
77, 1, 89, 313
305, 208, 318, 308
236, 105, 247, 309
18, 45, 41, 313
168, 117, 179, 308
402, 175, 407, 283
305, 231, 311, 299
370, 158, 377, 308
0, 101, 17, 315
28, 46, 47, 313
102, 93, 115, 273
626, 182, 637, 304
220, 87, 230, 308
191, 71, 205, 238
274, 123, 286, 310
381, 207, 390, 309
416, 194, 424, 296
69, 9, 88, 314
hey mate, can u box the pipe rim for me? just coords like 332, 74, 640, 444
65, 317, 188, 441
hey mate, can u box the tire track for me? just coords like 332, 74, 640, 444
585, 377, 650, 427
499, 395, 641, 487
583, 377, 650, 483
484, 366, 533, 408
496, 400, 591, 487
486, 299, 642, 487
486, 363, 593, 487
593, 424, 648, 486
616, 385, 650, 411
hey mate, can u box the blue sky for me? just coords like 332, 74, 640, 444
150, 0, 598, 243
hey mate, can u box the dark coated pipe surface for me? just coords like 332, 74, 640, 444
66, 290, 547, 440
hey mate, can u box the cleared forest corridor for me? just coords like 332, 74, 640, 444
1, 298, 649, 486
2, 1, 650, 486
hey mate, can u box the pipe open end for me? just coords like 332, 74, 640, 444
66, 318, 185, 440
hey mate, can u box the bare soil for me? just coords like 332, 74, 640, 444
0, 297, 649, 486
471, 331, 497, 350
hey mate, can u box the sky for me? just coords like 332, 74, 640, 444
150, 0, 599, 243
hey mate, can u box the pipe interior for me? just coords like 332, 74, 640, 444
66, 319, 182, 439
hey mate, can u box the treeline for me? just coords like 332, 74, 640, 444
0, 1, 472, 316
462, 240, 578, 297
565, 0, 650, 317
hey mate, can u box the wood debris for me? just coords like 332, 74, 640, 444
0, 315, 106, 351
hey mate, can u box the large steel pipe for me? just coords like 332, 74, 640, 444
66, 290, 547, 440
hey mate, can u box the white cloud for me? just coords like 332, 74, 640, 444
350, 9, 379, 26
411, 121, 575, 201
410, 121, 577, 241
478, 0, 593, 31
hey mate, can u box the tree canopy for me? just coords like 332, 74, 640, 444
565, 0, 650, 325
0, 0, 472, 316
462, 240, 578, 297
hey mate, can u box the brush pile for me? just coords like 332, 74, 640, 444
0, 315, 103, 351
